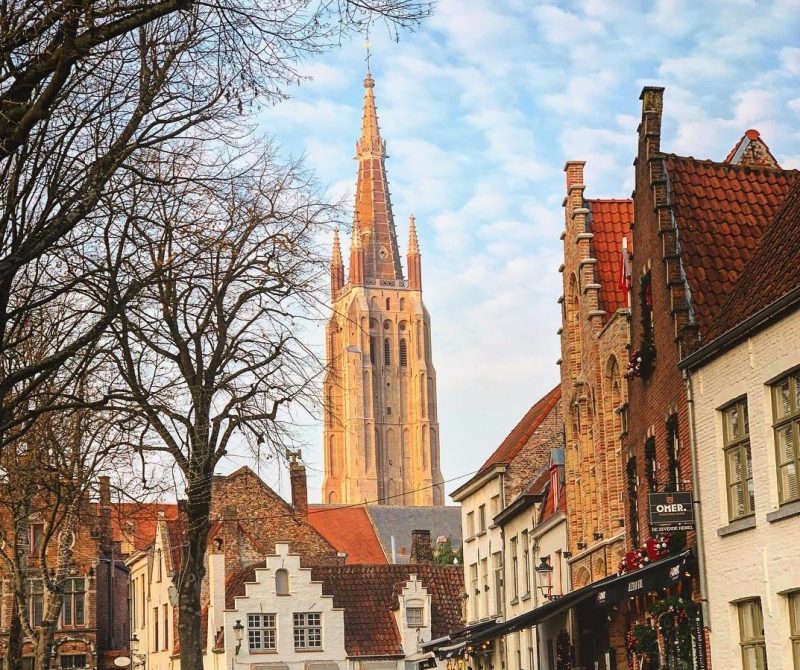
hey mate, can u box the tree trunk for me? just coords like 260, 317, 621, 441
7, 604, 23, 670
34, 626, 56, 670
177, 470, 212, 670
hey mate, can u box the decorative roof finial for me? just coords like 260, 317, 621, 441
364, 28, 372, 77
408, 215, 420, 255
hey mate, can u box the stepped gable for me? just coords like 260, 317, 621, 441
663, 155, 798, 336
587, 198, 633, 315
724, 128, 781, 168
479, 385, 561, 472
307, 505, 388, 564
707, 180, 800, 340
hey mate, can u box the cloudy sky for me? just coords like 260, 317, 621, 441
228, 0, 800, 503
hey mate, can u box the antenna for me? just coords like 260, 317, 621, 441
364, 27, 371, 73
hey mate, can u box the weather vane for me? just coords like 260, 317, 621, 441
364, 27, 371, 73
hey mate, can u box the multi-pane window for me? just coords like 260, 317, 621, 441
510, 537, 519, 600
667, 414, 681, 491
773, 370, 800, 503
29, 580, 43, 627
466, 511, 475, 538
248, 613, 276, 651
723, 399, 754, 520
790, 591, 800, 670
478, 505, 486, 532
481, 558, 489, 614
60, 655, 86, 669
153, 607, 159, 650
406, 606, 424, 628
62, 578, 85, 626
470, 564, 479, 620
293, 612, 322, 649
492, 552, 504, 615
163, 604, 169, 651
490, 495, 500, 518
739, 599, 767, 670
521, 530, 530, 596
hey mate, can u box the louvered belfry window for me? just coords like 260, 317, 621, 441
723, 397, 754, 520
773, 370, 800, 504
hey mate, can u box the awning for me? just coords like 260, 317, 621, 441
435, 642, 466, 659
422, 617, 500, 658
470, 583, 597, 644
593, 550, 693, 606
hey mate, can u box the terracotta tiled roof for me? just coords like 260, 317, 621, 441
587, 199, 633, 315
664, 155, 799, 335
707, 181, 800, 339
225, 563, 463, 657
311, 564, 464, 657
307, 506, 387, 564
110, 502, 179, 552
478, 385, 561, 473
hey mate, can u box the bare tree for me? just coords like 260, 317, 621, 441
106, 144, 333, 670
0, 0, 432, 455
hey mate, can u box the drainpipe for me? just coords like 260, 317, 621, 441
683, 368, 711, 630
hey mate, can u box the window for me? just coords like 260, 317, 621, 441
29, 524, 45, 559
163, 604, 169, 651
29, 580, 43, 627
510, 537, 519, 601
59, 655, 86, 669
490, 495, 500, 518
153, 607, 159, 650
369, 336, 376, 364
492, 552, 504, 615
293, 612, 322, 649
140, 577, 146, 629
667, 414, 681, 491
406, 606, 424, 628
466, 511, 475, 538
399, 339, 408, 367
62, 578, 85, 626
481, 557, 489, 614
155, 548, 162, 582
248, 613, 276, 651
521, 530, 530, 596
723, 399, 754, 520
790, 591, 800, 670
644, 436, 657, 490
276, 569, 289, 595
478, 504, 486, 532
384, 338, 391, 366
773, 370, 800, 503
470, 563, 479, 620
738, 599, 767, 670
627, 456, 640, 547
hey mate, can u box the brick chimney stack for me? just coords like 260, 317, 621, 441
410, 529, 433, 564
290, 460, 308, 520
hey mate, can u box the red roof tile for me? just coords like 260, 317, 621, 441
308, 506, 387, 564
587, 199, 633, 315
224, 563, 463, 657
110, 502, 179, 552
478, 386, 561, 473
664, 156, 799, 335
707, 181, 800, 340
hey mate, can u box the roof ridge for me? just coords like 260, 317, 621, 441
665, 153, 798, 174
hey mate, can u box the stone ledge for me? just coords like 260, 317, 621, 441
717, 515, 756, 538
766, 499, 800, 524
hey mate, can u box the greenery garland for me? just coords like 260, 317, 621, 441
650, 596, 693, 666
626, 623, 658, 658
556, 629, 572, 670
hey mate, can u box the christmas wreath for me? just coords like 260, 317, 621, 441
626, 623, 657, 658
650, 596, 693, 666
626, 338, 656, 379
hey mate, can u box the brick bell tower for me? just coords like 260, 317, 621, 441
322, 71, 444, 506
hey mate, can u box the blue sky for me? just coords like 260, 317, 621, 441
228, 0, 800, 503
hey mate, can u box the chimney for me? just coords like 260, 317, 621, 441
410, 529, 433, 564
98, 476, 113, 554
290, 461, 308, 520
638, 86, 665, 163
207, 537, 226, 653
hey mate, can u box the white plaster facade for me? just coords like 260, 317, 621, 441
690, 308, 800, 670
127, 520, 177, 670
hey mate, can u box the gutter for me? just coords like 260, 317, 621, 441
679, 285, 800, 371
682, 369, 711, 631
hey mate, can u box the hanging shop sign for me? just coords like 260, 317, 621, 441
649, 492, 695, 531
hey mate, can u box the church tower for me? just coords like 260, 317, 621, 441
322, 72, 444, 506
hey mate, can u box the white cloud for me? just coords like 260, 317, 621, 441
780, 47, 800, 75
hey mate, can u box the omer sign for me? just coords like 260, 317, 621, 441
648, 491, 695, 531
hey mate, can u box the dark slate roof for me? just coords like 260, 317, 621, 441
707, 180, 800, 340
664, 155, 799, 336
587, 199, 633, 316
366, 505, 462, 564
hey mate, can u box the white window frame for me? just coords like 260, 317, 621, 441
248, 613, 277, 652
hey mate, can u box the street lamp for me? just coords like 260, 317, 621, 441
129, 634, 147, 669
535, 557, 554, 600
233, 620, 245, 655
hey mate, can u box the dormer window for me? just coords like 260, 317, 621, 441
406, 605, 424, 628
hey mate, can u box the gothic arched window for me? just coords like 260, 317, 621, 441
384, 338, 391, 366
399, 339, 408, 367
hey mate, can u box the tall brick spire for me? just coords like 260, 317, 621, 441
353, 72, 404, 282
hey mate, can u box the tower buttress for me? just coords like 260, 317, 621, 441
331, 229, 344, 296
349, 224, 364, 287
407, 215, 422, 290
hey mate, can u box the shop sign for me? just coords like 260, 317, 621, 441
649, 492, 695, 531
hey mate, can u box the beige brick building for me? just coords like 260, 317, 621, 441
322, 72, 443, 506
